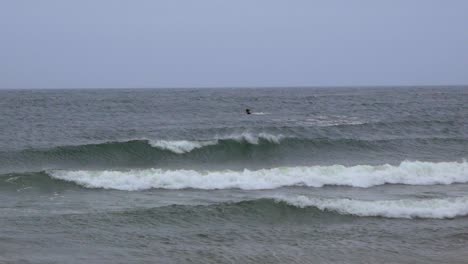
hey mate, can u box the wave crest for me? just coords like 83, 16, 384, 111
47, 161, 468, 191
277, 195, 468, 219
146, 132, 284, 153
148, 140, 218, 154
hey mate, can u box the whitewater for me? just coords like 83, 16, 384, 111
48, 160, 468, 191
276, 195, 468, 219
147, 132, 285, 153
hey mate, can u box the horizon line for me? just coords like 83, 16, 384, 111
0, 84, 467, 91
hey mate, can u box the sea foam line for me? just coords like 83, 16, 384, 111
276, 195, 468, 219
48, 161, 468, 191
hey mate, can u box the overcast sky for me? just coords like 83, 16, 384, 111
1, 0, 467, 89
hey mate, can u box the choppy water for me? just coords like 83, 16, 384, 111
0, 87, 467, 263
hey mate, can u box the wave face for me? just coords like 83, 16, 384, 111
277, 196, 468, 219
3, 133, 466, 174
106, 196, 468, 220
47, 161, 468, 191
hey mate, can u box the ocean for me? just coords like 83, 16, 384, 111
0, 86, 467, 263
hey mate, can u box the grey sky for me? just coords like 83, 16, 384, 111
1, 0, 467, 89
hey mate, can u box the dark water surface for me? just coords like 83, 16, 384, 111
0, 87, 467, 263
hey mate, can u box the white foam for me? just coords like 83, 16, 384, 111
225, 132, 284, 144
148, 133, 284, 153
303, 115, 365, 127
148, 140, 218, 154
277, 195, 468, 219
48, 161, 468, 191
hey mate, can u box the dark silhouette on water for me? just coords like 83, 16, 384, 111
245, 109, 251, 115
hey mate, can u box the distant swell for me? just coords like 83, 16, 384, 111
276, 195, 468, 219
47, 161, 468, 191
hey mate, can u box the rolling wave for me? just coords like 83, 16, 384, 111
47, 161, 468, 191
75, 197, 468, 220
148, 132, 283, 153
104, 196, 468, 221
3, 168, 468, 219
7, 134, 466, 157
276, 195, 468, 219
1, 133, 465, 173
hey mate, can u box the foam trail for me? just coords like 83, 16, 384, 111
277, 195, 468, 219
48, 161, 468, 191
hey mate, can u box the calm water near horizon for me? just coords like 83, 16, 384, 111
0, 86, 467, 263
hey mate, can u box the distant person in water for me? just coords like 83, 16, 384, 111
245, 109, 251, 115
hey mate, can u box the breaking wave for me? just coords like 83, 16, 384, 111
148, 132, 283, 153
277, 195, 468, 219
148, 140, 218, 154
47, 160, 468, 191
